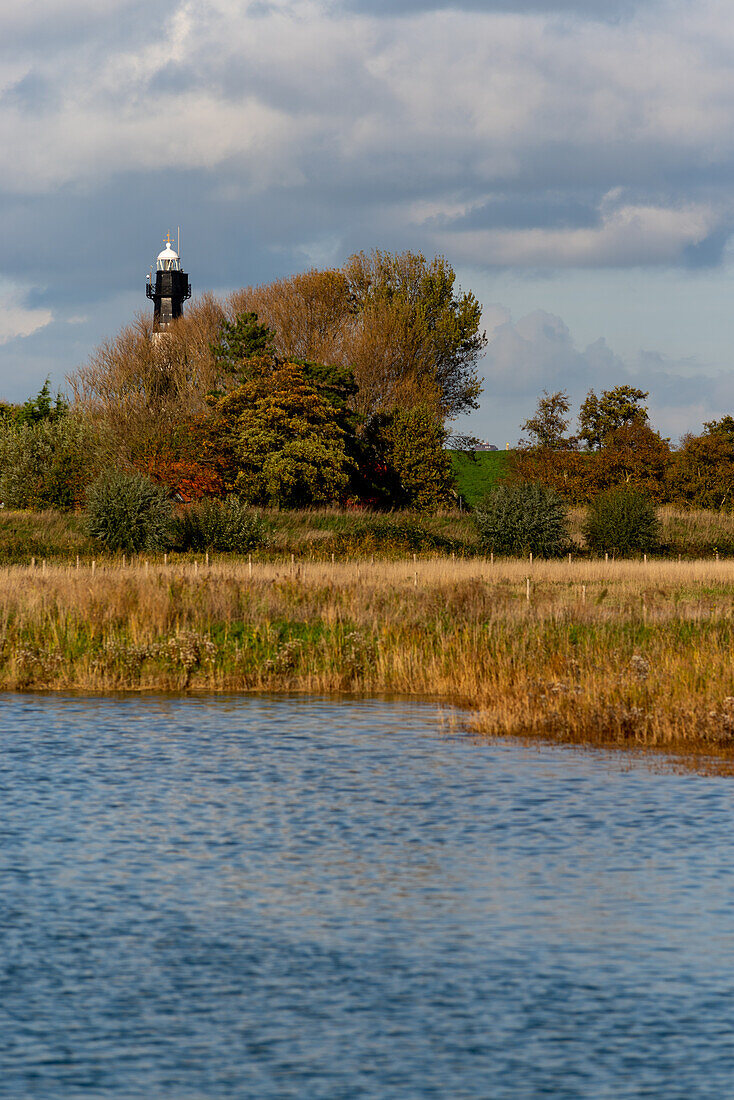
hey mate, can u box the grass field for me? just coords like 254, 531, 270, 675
5, 504, 734, 562
3, 554, 734, 760
449, 449, 512, 506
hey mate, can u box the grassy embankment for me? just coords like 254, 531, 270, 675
2, 554, 734, 758
449, 449, 512, 506
5, 504, 734, 562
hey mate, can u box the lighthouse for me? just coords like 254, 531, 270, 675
146, 235, 191, 333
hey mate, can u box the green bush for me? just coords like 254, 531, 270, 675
474, 482, 570, 557
175, 497, 265, 552
583, 487, 659, 556
0, 415, 100, 510
86, 470, 175, 552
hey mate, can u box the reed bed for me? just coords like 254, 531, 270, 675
2, 555, 734, 756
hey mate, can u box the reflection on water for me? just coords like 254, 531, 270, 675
1, 693, 733, 1098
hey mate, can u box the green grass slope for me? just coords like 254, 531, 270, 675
450, 450, 512, 507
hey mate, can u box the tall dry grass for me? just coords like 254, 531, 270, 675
2, 556, 734, 756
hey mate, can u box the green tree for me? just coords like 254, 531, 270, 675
0, 415, 100, 510
1, 379, 69, 427
578, 385, 649, 450
86, 469, 175, 552
521, 389, 574, 449
383, 406, 455, 511
207, 360, 351, 507
211, 312, 275, 386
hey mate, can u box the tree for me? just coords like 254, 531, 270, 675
206, 359, 351, 507
578, 385, 649, 450
595, 421, 671, 501
521, 390, 574, 449
511, 447, 595, 502
86, 469, 175, 552
382, 406, 455, 511
344, 250, 486, 418
584, 487, 659, 556
16, 379, 68, 425
230, 250, 486, 420
211, 312, 275, 385
671, 430, 734, 510
703, 415, 734, 445
69, 297, 224, 464
0, 414, 101, 510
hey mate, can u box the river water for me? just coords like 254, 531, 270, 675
1, 694, 733, 1099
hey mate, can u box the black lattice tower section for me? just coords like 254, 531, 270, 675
146, 234, 191, 333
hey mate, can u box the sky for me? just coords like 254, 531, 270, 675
1, 0, 734, 444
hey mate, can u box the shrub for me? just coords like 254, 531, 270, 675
583, 486, 660, 556
0, 415, 100, 510
474, 482, 570, 557
86, 470, 175, 552
176, 497, 264, 552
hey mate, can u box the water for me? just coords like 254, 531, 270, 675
1, 694, 733, 1099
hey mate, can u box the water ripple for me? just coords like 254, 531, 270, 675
1, 693, 733, 1098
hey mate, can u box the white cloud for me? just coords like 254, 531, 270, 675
442, 199, 720, 267
463, 302, 734, 442
0, 0, 733, 275
0, 283, 52, 344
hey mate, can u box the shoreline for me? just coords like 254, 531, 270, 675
3, 555, 734, 765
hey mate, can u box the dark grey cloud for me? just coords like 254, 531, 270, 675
0, 0, 732, 427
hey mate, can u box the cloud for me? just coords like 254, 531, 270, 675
441, 197, 722, 267
1, 0, 734, 414
461, 304, 734, 443
0, 283, 52, 345
339, 0, 642, 16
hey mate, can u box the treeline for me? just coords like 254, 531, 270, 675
0, 250, 486, 512
515, 386, 734, 508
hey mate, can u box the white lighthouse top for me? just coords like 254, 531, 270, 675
156, 236, 181, 272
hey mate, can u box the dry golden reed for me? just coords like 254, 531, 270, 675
2, 555, 734, 756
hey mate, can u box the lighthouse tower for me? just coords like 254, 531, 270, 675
146, 235, 191, 333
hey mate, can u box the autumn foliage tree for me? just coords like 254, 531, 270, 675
671, 424, 734, 509
578, 385, 649, 449
514, 386, 671, 502
230, 249, 486, 420
68, 297, 224, 470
